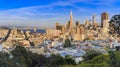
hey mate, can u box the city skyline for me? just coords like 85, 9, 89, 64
0, 0, 120, 28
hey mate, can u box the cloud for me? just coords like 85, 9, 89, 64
0, 0, 119, 28
0, 3, 70, 28
0, 0, 74, 18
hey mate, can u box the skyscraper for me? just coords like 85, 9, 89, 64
92, 15, 95, 26
70, 10, 73, 29
84, 20, 89, 28
101, 12, 109, 27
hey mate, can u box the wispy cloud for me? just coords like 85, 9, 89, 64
0, 0, 119, 28
0, 3, 69, 28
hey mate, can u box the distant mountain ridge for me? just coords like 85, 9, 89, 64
0, 25, 45, 29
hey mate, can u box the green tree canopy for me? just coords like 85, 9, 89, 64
64, 39, 72, 48
83, 50, 102, 62
109, 15, 120, 37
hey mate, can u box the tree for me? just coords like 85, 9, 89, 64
109, 15, 120, 37
11, 46, 31, 67
64, 55, 76, 65
64, 39, 72, 48
30, 53, 47, 67
44, 54, 76, 67
0, 52, 26, 67
109, 51, 120, 67
44, 54, 66, 67
83, 50, 102, 62
86, 54, 110, 66
11, 45, 48, 67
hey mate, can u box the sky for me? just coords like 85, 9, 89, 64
0, 0, 120, 28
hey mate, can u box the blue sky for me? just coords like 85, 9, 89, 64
0, 0, 120, 28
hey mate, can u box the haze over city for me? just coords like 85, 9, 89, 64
0, 0, 120, 28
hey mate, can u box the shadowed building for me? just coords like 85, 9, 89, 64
101, 12, 109, 35
101, 12, 109, 27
